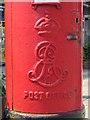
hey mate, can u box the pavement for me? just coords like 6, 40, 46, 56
0, 66, 89, 119
83, 69, 90, 119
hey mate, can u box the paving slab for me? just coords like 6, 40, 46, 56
83, 69, 90, 119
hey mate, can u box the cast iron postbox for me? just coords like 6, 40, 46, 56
5, 0, 85, 119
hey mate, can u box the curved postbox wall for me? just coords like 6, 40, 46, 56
5, 2, 83, 113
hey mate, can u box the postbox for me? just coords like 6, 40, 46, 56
5, 0, 85, 119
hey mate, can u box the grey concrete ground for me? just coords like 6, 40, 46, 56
0, 67, 89, 119
83, 69, 90, 118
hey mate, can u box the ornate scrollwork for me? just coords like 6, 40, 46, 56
28, 41, 68, 87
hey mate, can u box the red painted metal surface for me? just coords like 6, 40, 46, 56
5, 2, 83, 113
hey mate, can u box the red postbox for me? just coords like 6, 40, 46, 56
5, 1, 85, 119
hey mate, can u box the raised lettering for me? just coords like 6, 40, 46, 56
29, 91, 34, 100
24, 91, 28, 99
39, 92, 44, 100
46, 92, 51, 99
34, 92, 38, 100
24, 90, 73, 100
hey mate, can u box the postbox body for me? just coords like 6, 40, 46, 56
5, 2, 83, 114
